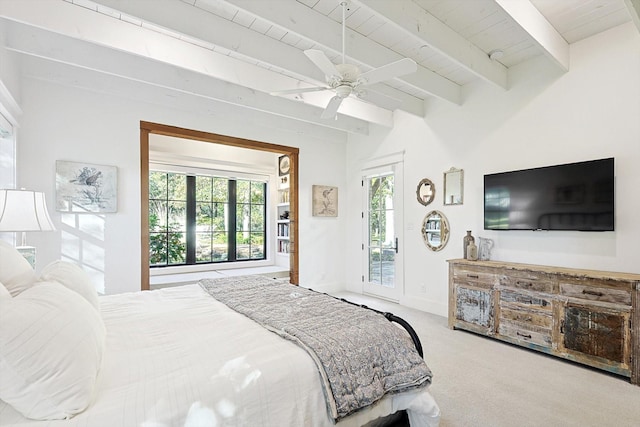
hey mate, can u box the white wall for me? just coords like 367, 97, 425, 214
345, 23, 640, 317
15, 56, 348, 295
10, 22, 640, 317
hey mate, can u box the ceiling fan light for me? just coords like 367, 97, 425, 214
335, 85, 352, 98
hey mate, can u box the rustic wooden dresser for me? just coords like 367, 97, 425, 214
447, 259, 640, 385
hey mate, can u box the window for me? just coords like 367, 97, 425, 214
149, 170, 266, 267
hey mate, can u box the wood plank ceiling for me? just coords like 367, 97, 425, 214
1, 0, 638, 134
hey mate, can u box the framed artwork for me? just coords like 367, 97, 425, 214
312, 185, 338, 217
56, 160, 118, 213
278, 155, 290, 176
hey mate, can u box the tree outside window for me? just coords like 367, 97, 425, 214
149, 171, 266, 267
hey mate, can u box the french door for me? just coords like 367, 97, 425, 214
362, 162, 404, 301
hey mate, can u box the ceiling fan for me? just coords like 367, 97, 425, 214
272, 1, 417, 119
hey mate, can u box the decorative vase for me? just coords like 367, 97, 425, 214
467, 240, 478, 261
463, 230, 475, 259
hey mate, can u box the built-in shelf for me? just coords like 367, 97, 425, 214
277, 175, 291, 258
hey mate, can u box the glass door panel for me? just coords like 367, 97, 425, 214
362, 163, 403, 301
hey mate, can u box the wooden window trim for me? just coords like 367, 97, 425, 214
140, 121, 299, 290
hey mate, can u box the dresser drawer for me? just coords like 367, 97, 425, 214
499, 270, 555, 293
498, 322, 552, 347
500, 289, 552, 311
499, 306, 552, 329
559, 282, 631, 306
453, 266, 497, 288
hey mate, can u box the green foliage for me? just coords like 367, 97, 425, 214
369, 175, 394, 245
148, 214, 186, 265
149, 172, 265, 266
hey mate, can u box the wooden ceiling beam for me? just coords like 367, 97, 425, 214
90, 0, 427, 116
0, 0, 381, 131
223, 0, 460, 105
495, 0, 569, 72
624, 0, 640, 34
357, 0, 508, 90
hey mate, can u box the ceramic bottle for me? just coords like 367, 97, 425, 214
463, 230, 475, 259
467, 240, 478, 261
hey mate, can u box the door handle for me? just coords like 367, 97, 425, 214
394, 237, 398, 254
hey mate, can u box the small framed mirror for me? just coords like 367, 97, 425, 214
444, 167, 463, 205
416, 178, 435, 206
421, 210, 450, 251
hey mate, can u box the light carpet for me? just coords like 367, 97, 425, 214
331, 291, 640, 427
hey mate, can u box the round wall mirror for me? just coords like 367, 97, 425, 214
421, 210, 450, 251
417, 178, 435, 206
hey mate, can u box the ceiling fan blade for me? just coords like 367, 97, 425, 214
304, 49, 341, 79
356, 88, 402, 111
270, 86, 329, 96
320, 96, 344, 119
358, 58, 417, 86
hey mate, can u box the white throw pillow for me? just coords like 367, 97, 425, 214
0, 281, 10, 300
0, 240, 37, 296
0, 282, 105, 420
40, 261, 99, 311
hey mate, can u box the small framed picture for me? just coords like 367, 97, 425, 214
312, 185, 338, 217
56, 160, 118, 213
278, 155, 290, 176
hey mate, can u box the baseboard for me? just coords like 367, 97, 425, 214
400, 294, 448, 318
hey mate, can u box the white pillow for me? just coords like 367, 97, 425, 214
0, 240, 37, 296
40, 261, 99, 311
0, 281, 10, 300
0, 282, 105, 420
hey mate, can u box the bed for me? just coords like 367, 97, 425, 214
0, 244, 440, 426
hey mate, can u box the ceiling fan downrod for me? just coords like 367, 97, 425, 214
341, 1, 347, 65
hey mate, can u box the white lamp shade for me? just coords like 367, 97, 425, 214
0, 189, 56, 232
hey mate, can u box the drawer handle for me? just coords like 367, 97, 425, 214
467, 274, 479, 279
582, 290, 603, 297
516, 332, 532, 339
517, 281, 533, 287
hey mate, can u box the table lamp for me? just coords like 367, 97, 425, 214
0, 189, 56, 267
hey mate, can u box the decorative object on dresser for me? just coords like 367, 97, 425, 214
0, 189, 56, 268
466, 240, 478, 261
417, 178, 435, 206
477, 237, 494, 261
448, 259, 640, 386
462, 230, 474, 259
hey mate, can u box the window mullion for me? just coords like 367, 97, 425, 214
165, 174, 170, 266
228, 180, 237, 262
186, 175, 196, 264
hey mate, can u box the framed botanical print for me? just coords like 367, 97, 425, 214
312, 185, 338, 217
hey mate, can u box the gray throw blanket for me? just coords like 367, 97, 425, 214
199, 275, 432, 421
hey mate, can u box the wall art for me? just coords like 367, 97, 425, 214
56, 160, 117, 213
312, 185, 338, 217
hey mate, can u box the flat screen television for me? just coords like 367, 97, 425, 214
484, 158, 614, 231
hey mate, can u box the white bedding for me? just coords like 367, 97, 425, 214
0, 284, 439, 426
